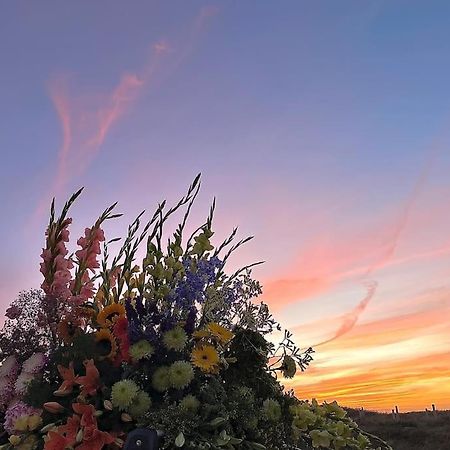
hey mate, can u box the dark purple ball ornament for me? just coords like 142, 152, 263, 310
124, 428, 162, 450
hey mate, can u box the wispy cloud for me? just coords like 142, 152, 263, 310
30, 7, 218, 226
265, 149, 439, 347
315, 281, 378, 346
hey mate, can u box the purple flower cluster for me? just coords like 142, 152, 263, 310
125, 297, 160, 344
172, 256, 222, 308
0, 352, 48, 414
3, 401, 40, 434
0, 356, 19, 411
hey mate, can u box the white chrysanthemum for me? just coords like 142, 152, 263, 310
162, 327, 187, 351
22, 353, 47, 374
169, 361, 194, 389
0, 356, 19, 378
111, 380, 139, 411
179, 394, 200, 413
129, 340, 154, 361
15, 372, 34, 396
0, 376, 12, 392
151, 366, 171, 392
0, 377, 14, 411
128, 391, 152, 419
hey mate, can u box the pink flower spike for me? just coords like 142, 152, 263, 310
95, 228, 105, 241
77, 237, 88, 247
60, 228, 70, 242
75, 249, 87, 261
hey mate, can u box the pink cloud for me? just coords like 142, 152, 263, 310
86, 73, 144, 150
30, 7, 218, 227
314, 281, 378, 346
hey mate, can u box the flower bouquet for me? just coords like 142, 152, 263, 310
0, 176, 391, 450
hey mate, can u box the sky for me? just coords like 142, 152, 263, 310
1, 0, 450, 412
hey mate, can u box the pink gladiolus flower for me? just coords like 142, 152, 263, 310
75, 249, 87, 261
60, 228, 70, 242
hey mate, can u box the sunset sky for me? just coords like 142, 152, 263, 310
2, 1, 450, 412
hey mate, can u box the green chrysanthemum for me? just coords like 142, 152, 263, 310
128, 390, 152, 419
152, 366, 171, 392
263, 398, 282, 422
162, 327, 187, 351
111, 379, 139, 411
169, 361, 194, 389
179, 394, 200, 413
129, 340, 154, 361
282, 355, 297, 378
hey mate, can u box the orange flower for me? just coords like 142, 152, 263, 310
192, 329, 210, 339
57, 319, 82, 343
191, 345, 220, 373
207, 323, 234, 343
58, 414, 80, 440
44, 415, 80, 450
44, 404, 114, 450
94, 329, 117, 360
75, 360, 100, 397
78, 428, 115, 450
72, 403, 96, 428
54, 362, 77, 396
96, 303, 125, 328
44, 430, 73, 450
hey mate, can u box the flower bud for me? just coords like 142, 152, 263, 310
40, 423, 57, 433
53, 388, 71, 397
103, 400, 113, 411
114, 438, 124, 448
43, 402, 65, 414
121, 413, 132, 422
76, 429, 84, 444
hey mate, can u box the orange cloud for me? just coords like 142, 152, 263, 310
285, 284, 450, 411
317, 295, 450, 350
287, 351, 450, 411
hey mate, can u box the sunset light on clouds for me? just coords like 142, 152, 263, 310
2, 1, 450, 412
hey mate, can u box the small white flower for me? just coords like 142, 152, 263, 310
15, 372, 34, 396
22, 353, 47, 374
0, 356, 19, 378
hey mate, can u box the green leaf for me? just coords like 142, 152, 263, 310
209, 417, 227, 428
175, 432, 185, 447
247, 443, 266, 450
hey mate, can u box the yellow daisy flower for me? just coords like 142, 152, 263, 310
95, 328, 118, 360
97, 303, 126, 328
207, 323, 234, 343
191, 345, 220, 373
192, 329, 210, 339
